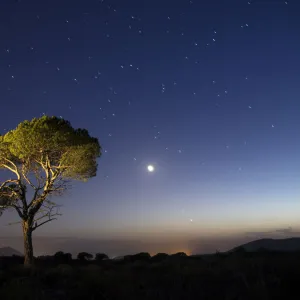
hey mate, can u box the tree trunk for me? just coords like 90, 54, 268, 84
22, 220, 34, 266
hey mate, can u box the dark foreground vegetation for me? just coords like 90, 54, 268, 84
1, 249, 300, 300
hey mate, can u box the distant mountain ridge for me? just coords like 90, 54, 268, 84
229, 238, 300, 252
0, 247, 23, 256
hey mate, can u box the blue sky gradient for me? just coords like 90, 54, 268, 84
0, 0, 300, 256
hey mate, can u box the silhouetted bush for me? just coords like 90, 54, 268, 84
38, 255, 53, 261
54, 251, 72, 264
171, 252, 187, 257
132, 252, 151, 262
1, 250, 300, 299
124, 254, 133, 262
151, 253, 169, 262
77, 252, 93, 261
95, 253, 109, 261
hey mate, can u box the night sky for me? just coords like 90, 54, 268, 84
1, 0, 300, 257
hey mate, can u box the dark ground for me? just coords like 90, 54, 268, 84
1, 249, 300, 300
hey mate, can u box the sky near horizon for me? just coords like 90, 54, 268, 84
0, 0, 300, 256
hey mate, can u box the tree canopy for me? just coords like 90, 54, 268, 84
0, 116, 100, 180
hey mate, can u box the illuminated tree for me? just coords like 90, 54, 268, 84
0, 116, 101, 266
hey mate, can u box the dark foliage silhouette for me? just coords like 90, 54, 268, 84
77, 252, 93, 261
95, 253, 109, 261
54, 251, 72, 263
1, 250, 300, 299
151, 253, 169, 262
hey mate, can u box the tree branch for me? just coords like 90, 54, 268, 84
0, 182, 23, 211
12, 204, 24, 219
34, 210, 61, 223
32, 167, 45, 190
29, 167, 60, 213
0, 164, 18, 177
0, 179, 19, 189
21, 167, 43, 209
0, 157, 21, 180
1, 163, 27, 211
31, 203, 62, 231
21, 168, 36, 191
27, 157, 53, 210
32, 218, 58, 231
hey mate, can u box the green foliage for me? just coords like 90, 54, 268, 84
0, 115, 101, 181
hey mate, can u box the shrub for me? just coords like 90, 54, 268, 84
77, 252, 93, 261
95, 253, 109, 261
131, 252, 151, 262
54, 251, 72, 264
151, 253, 169, 262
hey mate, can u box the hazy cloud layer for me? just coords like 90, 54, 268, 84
1, 226, 299, 257
245, 227, 300, 239
0, 235, 256, 257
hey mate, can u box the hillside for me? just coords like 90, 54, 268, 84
0, 247, 23, 257
229, 237, 300, 252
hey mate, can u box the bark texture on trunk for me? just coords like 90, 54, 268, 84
22, 220, 34, 266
